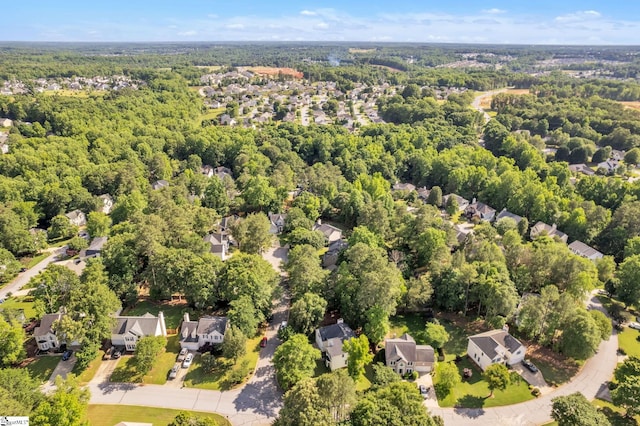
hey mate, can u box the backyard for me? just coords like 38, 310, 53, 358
435, 358, 536, 408
122, 300, 192, 330
618, 326, 640, 357
0, 295, 37, 319
87, 404, 230, 426
183, 335, 261, 390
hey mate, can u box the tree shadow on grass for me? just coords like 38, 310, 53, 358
109, 357, 142, 383
455, 394, 487, 409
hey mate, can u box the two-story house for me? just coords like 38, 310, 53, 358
33, 313, 63, 351
467, 327, 526, 371
111, 312, 167, 352
315, 319, 356, 371
385, 333, 435, 375
179, 313, 228, 351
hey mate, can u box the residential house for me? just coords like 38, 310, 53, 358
65, 209, 87, 227
416, 187, 431, 203
530, 221, 568, 243
568, 163, 595, 176
568, 240, 604, 261
495, 208, 524, 225
597, 160, 621, 175
392, 182, 416, 192
203, 232, 229, 260
315, 319, 356, 371
111, 312, 167, 352
313, 220, 343, 244
201, 165, 215, 178
0, 142, 8, 154
179, 313, 228, 351
465, 199, 497, 222
34, 313, 63, 351
151, 180, 169, 190
219, 114, 237, 126
98, 194, 114, 214
611, 149, 626, 161
82, 236, 108, 259
467, 327, 526, 371
214, 166, 232, 180
323, 239, 348, 270
442, 194, 470, 212
385, 333, 435, 374
219, 215, 238, 233
454, 223, 474, 244
0, 118, 13, 127
268, 212, 287, 234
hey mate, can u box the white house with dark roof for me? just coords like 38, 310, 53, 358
203, 232, 229, 260
34, 313, 63, 351
65, 209, 86, 227
315, 319, 356, 371
467, 328, 526, 371
313, 220, 342, 245
111, 312, 167, 351
179, 313, 228, 351
568, 240, 604, 261
82, 236, 107, 259
385, 333, 435, 375
530, 221, 568, 243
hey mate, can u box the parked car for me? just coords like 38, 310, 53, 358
260, 336, 268, 348
0, 298, 4, 304
629, 322, 640, 330
169, 363, 180, 379
182, 353, 193, 368
419, 384, 429, 398
522, 359, 539, 373
62, 350, 73, 361
177, 347, 188, 361
20, 267, 27, 272
111, 349, 122, 359
279, 321, 288, 330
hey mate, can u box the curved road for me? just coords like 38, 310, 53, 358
0, 247, 64, 300
431, 291, 619, 425
88, 243, 289, 426
471, 88, 508, 124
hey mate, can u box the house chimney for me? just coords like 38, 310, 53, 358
472, 197, 477, 205
158, 311, 167, 336
183, 313, 190, 324
502, 324, 509, 333
337, 318, 344, 324
317, 218, 322, 225
551, 223, 557, 232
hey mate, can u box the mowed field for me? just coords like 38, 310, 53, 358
620, 101, 640, 111
478, 88, 530, 110
241, 66, 304, 79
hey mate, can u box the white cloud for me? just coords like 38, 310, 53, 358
226, 23, 245, 29
314, 22, 329, 30
482, 8, 506, 14
300, 10, 317, 16
555, 10, 602, 23
177, 30, 197, 36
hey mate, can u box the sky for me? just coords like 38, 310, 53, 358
3, 1, 640, 45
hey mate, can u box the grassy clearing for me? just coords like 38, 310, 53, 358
355, 364, 374, 391
1, 295, 37, 319
618, 326, 640, 357
73, 350, 104, 385
436, 358, 535, 408
199, 107, 225, 123
87, 404, 231, 426
122, 301, 188, 330
43, 89, 105, 98
593, 399, 640, 426
525, 343, 580, 387
620, 101, 640, 112
184, 335, 261, 390
25, 356, 60, 382
389, 313, 428, 342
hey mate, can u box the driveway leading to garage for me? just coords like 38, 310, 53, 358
42, 354, 76, 393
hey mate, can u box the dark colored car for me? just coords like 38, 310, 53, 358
62, 350, 73, 361
260, 336, 268, 348
20, 267, 27, 272
111, 349, 122, 359
522, 359, 538, 373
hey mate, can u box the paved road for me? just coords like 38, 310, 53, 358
430, 291, 619, 425
89, 242, 290, 426
0, 247, 64, 299
471, 88, 509, 124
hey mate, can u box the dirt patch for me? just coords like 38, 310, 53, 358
620, 101, 640, 111
349, 48, 376, 53
243, 66, 303, 79
525, 342, 580, 386
371, 64, 404, 73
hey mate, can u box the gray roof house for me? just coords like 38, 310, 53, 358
315, 319, 356, 371
203, 233, 229, 260
392, 182, 416, 192
323, 239, 348, 270
467, 327, 526, 371
111, 312, 167, 351
568, 240, 604, 261
465, 199, 497, 222
34, 313, 63, 351
82, 236, 108, 259
268, 212, 287, 234
495, 208, 524, 224
530, 221, 568, 243
65, 209, 86, 227
385, 333, 435, 374
568, 163, 595, 176
179, 313, 228, 350
151, 180, 169, 190
313, 220, 343, 244
443, 194, 470, 212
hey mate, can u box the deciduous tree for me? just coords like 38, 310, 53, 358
343, 334, 373, 380
134, 335, 166, 375
273, 334, 320, 390
222, 326, 247, 363
0, 317, 26, 366
483, 364, 511, 397
289, 292, 327, 335
551, 392, 610, 426
424, 322, 450, 349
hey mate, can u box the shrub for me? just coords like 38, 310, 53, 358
531, 387, 541, 397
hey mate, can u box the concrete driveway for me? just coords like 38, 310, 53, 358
92, 357, 122, 384
41, 354, 74, 392
511, 362, 551, 394
0, 247, 63, 299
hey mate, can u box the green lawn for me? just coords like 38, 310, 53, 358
355, 364, 374, 391
73, 349, 107, 385
389, 313, 428, 343
110, 335, 180, 384
435, 358, 535, 408
184, 336, 261, 390
1, 295, 37, 320
25, 356, 61, 383
593, 399, 640, 426
87, 404, 231, 426
198, 107, 225, 123
618, 326, 640, 357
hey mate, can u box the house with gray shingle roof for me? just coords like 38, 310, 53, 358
467, 327, 526, 371
315, 319, 356, 371
179, 313, 228, 351
34, 313, 63, 351
204, 232, 229, 260
568, 240, 604, 261
530, 221, 568, 243
495, 208, 524, 225
111, 312, 167, 351
65, 209, 86, 227
385, 333, 435, 374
